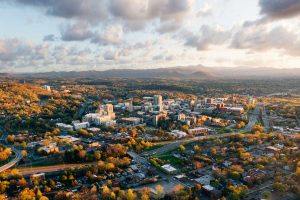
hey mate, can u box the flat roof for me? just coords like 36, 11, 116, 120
161, 164, 177, 172
203, 185, 215, 191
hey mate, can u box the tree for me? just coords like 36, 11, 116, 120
18, 188, 36, 200
251, 124, 264, 134
77, 150, 86, 160
78, 129, 89, 136
236, 121, 246, 129
105, 163, 115, 171
0, 181, 9, 193
172, 185, 184, 194
141, 193, 150, 200
179, 145, 186, 152
273, 182, 288, 192
18, 178, 27, 188
94, 151, 101, 160
127, 189, 136, 200
155, 185, 165, 199
193, 145, 201, 152
6, 135, 15, 143
21, 150, 28, 157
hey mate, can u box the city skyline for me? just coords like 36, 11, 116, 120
1, 0, 300, 72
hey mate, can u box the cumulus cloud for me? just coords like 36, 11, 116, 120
91, 25, 123, 45
109, 0, 194, 20
11, 0, 107, 24
0, 38, 32, 62
60, 22, 94, 41
183, 25, 230, 50
231, 24, 300, 56
109, 0, 196, 31
0, 38, 98, 69
259, 0, 300, 19
6, 0, 195, 33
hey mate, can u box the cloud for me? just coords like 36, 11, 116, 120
0, 38, 57, 70
60, 22, 94, 41
0, 38, 98, 70
91, 25, 123, 45
0, 38, 33, 62
231, 24, 300, 56
12, 0, 107, 24
43, 34, 56, 41
259, 0, 300, 19
6, 0, 195, 33
197, 3, 212, 17
157, 20, 183, 34
183, 25, 230, 50
109, 0, 195, 31
103, 49, 119, 60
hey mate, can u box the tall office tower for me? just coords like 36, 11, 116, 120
104, 104, 116, 119
154, 95, 163, 106
154, 95, 163, 112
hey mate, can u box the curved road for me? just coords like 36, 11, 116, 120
0, 146, 23, 172
0, 126, 23, 172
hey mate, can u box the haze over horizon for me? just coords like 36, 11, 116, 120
1, 0, 300, 73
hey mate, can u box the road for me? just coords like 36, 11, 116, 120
0, 146, 23, 172
261, 105, 270, 132
0, 126, 23, 172
242, 104, 260, 133
17, 163, 93, 176
143, 105, 260, 156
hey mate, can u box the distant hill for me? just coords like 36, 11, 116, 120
7, 65, 300, 80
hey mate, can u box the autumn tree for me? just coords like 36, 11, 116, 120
179, 145, 186, 152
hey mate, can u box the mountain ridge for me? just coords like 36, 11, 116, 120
2, 65, 300, 79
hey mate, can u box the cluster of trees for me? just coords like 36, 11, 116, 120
235, 121, 246, 129
0, 145, 12, 162
251, 124, 265, 134
127, 138, 152, 153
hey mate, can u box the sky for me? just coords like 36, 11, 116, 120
0, 0, 300, 73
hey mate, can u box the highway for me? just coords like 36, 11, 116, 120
0, 126, 23, 172
17, 163, 91, 176
242, 104, 260, 133
0, 146, 23, 172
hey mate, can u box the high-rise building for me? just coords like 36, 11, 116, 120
154, 95, 163, 111
104, 104, 115, 119
153, 95, 163, 106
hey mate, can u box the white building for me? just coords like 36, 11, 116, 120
121, 117, 142, 125
72, 121, 90, 130
42, 85, 51, 91
56, 123, 73, 131
170, 130, 187, 138
161, 164, 177, 174
83, 104, 116, 126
